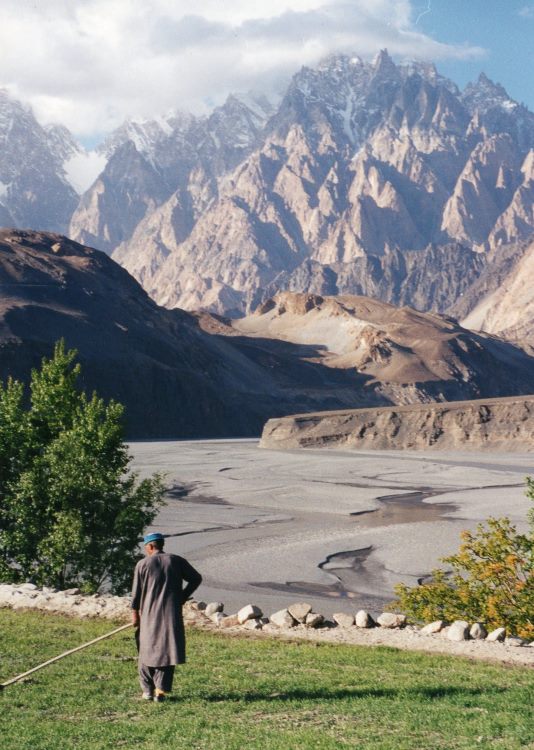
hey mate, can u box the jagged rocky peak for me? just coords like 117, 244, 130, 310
44, 123, 83, 164
372, 48, 400, 78
276, 49, 465, 150
462, 72, 516, 113
461, 72, 534, 150
69, 139, 168, 255
0, 89, 79, 232
98, 111, 194, 160
132, 51, 533, 317
441, 132, 524, 246
5, 53, 534, 324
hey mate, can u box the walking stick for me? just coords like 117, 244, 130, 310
0, 622, 133, 690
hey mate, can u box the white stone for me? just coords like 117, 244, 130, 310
287, 602, 312, 623
305, 612, 324, 628
505, 636, 526, 647
209, 612, 226, 626
243, 618, 263, 630
420, 620, 446, 635
333, 612, 355, 628
205, 602, 224, 617
486, 627, 506, 642
270, 609, 297, 628
237, 604, 263, 624
469, 623, 488, 640
377, 613, 406, 629
447, 620, 470, 641
355, 610, 375, 628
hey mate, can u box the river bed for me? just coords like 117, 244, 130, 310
128, 440, 533, 618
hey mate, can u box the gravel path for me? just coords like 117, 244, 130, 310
187, 610, 534, 669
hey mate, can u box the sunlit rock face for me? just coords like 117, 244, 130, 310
69, 93, 275, 266
92, 53, 532, 318
461, 238, 534, 341
260, 396, 534, 452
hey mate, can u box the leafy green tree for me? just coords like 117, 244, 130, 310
394, 482, 534, 639
0, 341, 165, 593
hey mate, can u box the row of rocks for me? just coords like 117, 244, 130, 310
0, 583, 131, 620
192, 601, 531, 647
420, 619, 526, 647
0, 584, 530, 649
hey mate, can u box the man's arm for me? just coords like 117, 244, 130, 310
181, 559, 202, 604
131, 563, 142, 626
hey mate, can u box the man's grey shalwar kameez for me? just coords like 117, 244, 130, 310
131, 551, 202, 693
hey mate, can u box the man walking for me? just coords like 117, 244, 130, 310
131, 532, 202, 702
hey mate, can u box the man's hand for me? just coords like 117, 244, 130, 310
132, 610, 140, 628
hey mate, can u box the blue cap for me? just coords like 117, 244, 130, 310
143, 532, 164, 544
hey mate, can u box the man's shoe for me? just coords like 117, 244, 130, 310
142, 692, 153, 700
153, 693, 166, 703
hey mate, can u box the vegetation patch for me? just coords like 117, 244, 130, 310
0, 341, 164, 593
1, 610, 533, 750
394, 480, 534, 640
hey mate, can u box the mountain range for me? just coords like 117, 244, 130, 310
1, 51, 533, 339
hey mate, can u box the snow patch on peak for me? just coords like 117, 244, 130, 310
232, 91, 278, 121
462, 73, 517, 113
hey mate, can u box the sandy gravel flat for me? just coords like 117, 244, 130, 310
128, 440, 533, 620
202, 620, 534, 669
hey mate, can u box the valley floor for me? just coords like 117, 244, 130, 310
128, 440, 533, 618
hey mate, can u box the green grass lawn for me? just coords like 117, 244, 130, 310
1, 610, 533, 750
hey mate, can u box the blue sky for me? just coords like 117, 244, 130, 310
416, 0, 534, 108
1, 0, 532, 138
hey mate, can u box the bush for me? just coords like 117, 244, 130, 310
394, 481, 534, 639
0, 341, 165, 593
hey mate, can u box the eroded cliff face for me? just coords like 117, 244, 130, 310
461, 238, 534, 341
260, 396, 534, 452
130, 56, 534, 317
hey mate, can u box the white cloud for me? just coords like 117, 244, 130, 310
518, 5, 534, 18
0, 0, 485, 138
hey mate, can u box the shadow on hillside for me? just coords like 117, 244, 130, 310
198, 685, 506, 703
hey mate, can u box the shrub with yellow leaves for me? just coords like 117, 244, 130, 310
393, 479, 534, 640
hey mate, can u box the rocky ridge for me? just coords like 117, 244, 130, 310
69, 93, 275, 259
204, 292, 534, 404
3, 233, 534, 438
461, 239, 534, 342
135, 54, 534, 317
0, 230, 395, 438
259, 395, 534, 452
0, 228, 321, 438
